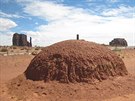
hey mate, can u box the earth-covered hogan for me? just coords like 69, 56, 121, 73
109, 38, 128, 47
25, 40, 128, 83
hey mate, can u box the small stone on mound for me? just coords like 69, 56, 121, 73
25, 40, 128, 83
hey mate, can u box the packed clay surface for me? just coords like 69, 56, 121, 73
25, 40, 128, 83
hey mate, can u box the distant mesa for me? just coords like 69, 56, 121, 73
109, 38, 128, 47
12, 33, 32, 47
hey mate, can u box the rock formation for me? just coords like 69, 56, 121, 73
30, 37, 32, 47
13, 33, 20, 46
109, 38, 128, 47
12, 33, 32, 47
25, 40, 128, 83
77, 34, 79, 40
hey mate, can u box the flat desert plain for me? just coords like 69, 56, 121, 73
0, 49, 135, 101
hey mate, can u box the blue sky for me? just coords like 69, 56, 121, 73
0, 0, 135, 46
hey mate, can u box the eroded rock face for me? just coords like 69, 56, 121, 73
109, 38, 128, 47
13, 33, 20, 46
12, 33, 32, 47
25, 40, 128, 83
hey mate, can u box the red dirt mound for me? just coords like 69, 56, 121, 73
25, 40, 128, 83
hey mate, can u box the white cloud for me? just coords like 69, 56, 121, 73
20, 1, 134, 46
0, 32, 14, 46
23, 1, 75, 21
23, 17, 135, 46
86, 0, 93, 2
86, 0, 119, 3
17, 0, 64, 3
32, 16, 134, 46
16, 0, 34, 3
102, 5, 134, 17
0, 18, 17, 31
0, 11, 24, 18
1, 0, 134, 46
108, 0, 119, 3
0, 18, 16, 45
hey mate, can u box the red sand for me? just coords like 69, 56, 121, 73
0, 47, 135, 101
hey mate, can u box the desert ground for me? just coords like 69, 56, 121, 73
0, 47, 135, 101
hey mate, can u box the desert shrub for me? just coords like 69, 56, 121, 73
31, 51, 38, 55
21, 47, 29, 50
21, 48, 25, 50
12, 46, 17, 49
1, 48, 8, 52
35, 47, 40, 50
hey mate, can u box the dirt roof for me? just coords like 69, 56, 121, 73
25, 40, 128, 83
